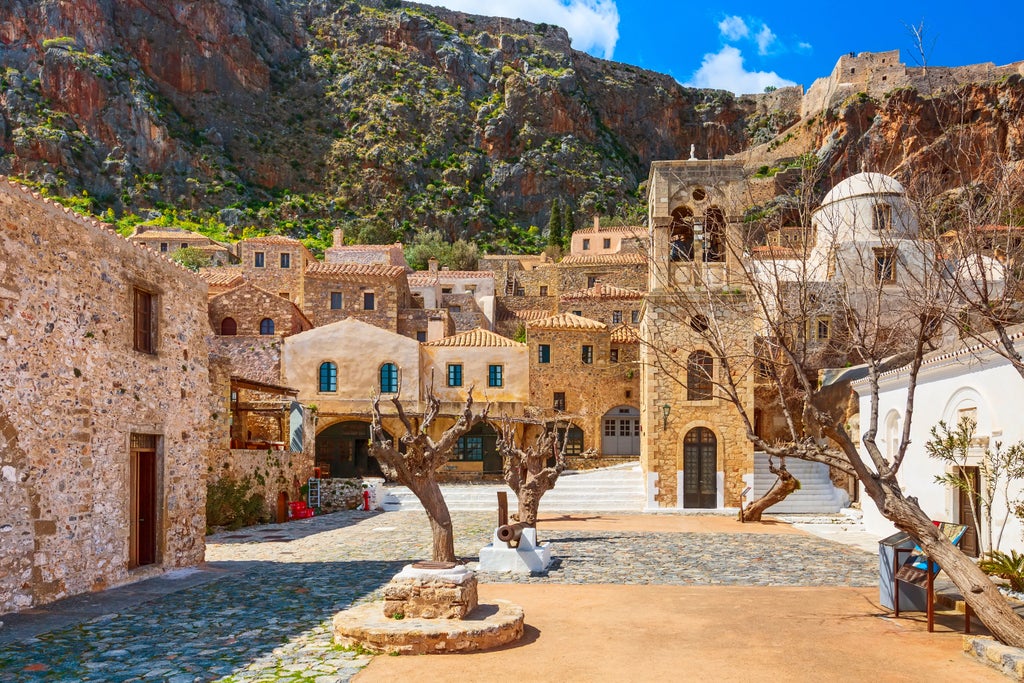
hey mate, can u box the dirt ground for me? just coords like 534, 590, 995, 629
356, 514, 998, 683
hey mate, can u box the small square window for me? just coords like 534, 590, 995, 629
603, 238, 611, 249
612, 310, 623, 324
330, 292, 343, 309
582, 239, 590, 250
254, 252, 265, 268
631, 310, 640, 324
279, 292, 290, 301
488, 364, 503, 388
447, 363, 463, 387
538, 344, 550, 363
416, 331, 427, 342
582, 345, 593, 364
539, 286, 548, 296
587, 276, 597, 288
281, 253, 291, 268
364, 292, 375, 310
180, 243, 188, 250
873, 248, 896, 284
573, 310, 582, 317
159, 242, 168, 253
133, 287, 156, 354
553, 392, 566, 411
449, 305, 461, 313
610, 348, 619, 363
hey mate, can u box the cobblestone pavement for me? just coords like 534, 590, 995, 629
0, 510, 876, 682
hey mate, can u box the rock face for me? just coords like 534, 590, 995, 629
1, 1, 1021, 242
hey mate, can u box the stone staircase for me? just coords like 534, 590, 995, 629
381, 463, 645, 513
751, 452, 850, 514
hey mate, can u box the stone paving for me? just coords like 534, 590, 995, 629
0, 510, 877, 682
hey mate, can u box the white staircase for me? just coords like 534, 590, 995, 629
381, 464, 645, 513
751, 453, 849, 514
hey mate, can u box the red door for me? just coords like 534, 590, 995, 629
130, 436, 158, 568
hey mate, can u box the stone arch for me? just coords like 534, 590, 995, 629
682, 426, 718, 508
703, 206, 726, 262
314, 420, 388, 479
601, 405, 640, 455
884, 409, 901, 460
220, 317, 237, 335
941, 386, 994, 436
670, 206, 694, 261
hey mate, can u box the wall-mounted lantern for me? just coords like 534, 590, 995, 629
662, 403, 671, 430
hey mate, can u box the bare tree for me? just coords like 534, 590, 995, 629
643, 163, 1024, 644
369, 386, 489, 562
495, 417, 568, 527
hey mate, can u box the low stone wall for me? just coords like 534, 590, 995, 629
319, 478, 366, 512
565, 455, 638, 471
211, 447, 314, 521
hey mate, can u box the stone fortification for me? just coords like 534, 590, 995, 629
802, 49, 1024, 118
0, 180, 214, 615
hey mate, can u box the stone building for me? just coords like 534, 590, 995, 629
128, 227, 234, 266
303, 262, 411, 331
208, 283, 313, 337
527, 313, 641, 467
237, 235, 316, 306
559, 282, 645, 328
0, 180, 215, 615
641, 159, 756, 510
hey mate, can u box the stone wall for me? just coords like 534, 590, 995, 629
209, 443, 315, 524
237, 238, 313, 305
557, 296, 643, 328
441, 292, 487, 331
208, 284, 311, 336
208, 335, 283, 385
302, 273, 405, 331
0, 180, 214, 615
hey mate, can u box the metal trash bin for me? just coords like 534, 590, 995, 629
879, 531, 927, 611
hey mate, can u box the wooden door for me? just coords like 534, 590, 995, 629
130, 435, 158, 568
958, 466, 980, 557
683, 428, 717, 508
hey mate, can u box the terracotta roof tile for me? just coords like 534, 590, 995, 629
560, 253, 647, 265
574, 224, 646, 235
434, 270, 495, 279
243, 235, 306, 245
408, 273, 439, 286
560, 283, 645, 301
130, 230, 212, 241
422, 328, 525, 348
305, 262, 406, 280
528, 312, 607, 331
197, 268, 245, 287
610, 324, 640, 343
497, 308, 554, 322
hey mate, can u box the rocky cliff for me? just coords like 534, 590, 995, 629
0, 0, 1020, 247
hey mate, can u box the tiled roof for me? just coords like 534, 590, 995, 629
529, 312, 607, 331
560, 253, 647, 265
610, 324, 640, 343
243, 235, 305, 245
305, 262, 406, 280
130, 230, 211, 241
560, 283, 645, 301
329, 243, 401, 251
194, 243, 231, 252
497, 308, 554, 322
751, 245, 801, 259
434, 270, 495, 279
408, 273, 439, 286
197, 268, 245, 287
574, 224, 646, 235
422, 328, 525, 348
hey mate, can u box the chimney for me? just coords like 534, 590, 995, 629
332, 228, 345, 247
428, 257, 439, 273
593, 215, 600, 231
427, 313, 446, 341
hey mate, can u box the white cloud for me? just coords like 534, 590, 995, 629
718, 15, 749, 41
686, 45, 796, 95
755, 25, 777, 55
429, 0, 620, 60
797, 41, 813, 52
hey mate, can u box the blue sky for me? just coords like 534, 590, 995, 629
428, 0, 1024, 94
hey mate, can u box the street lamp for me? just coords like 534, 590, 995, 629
662, 403, 671, 430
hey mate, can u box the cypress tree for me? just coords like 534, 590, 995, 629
561, 202, 575, 248
547, 198, 563, 247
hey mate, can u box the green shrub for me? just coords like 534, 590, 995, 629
206, 475, 266, 531
979, 550, 1024, 592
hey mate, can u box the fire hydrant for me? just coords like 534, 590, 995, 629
362, 489, 371, 511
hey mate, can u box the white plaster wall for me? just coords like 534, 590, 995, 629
859, 352, 1024, 552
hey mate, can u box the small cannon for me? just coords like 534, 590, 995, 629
496, 522, 530, 547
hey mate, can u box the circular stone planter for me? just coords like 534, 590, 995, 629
333, 599, 524, 655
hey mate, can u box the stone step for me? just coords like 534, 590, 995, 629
750, 452, 849, 514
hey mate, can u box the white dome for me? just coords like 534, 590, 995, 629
820, 172, 905, 207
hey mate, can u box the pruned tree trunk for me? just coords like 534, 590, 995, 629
369, 384, 488, 563
741, 459, 799, 522
496, 418, 567, 528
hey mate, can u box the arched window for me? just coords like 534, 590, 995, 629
380, 363, 398, 393
670, 206, 694, 261
703, 207, 726, 262
319, 362, 337, 392
687, 351, 713, 401
259, 318, 275, 335
220, 317, 237, 335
